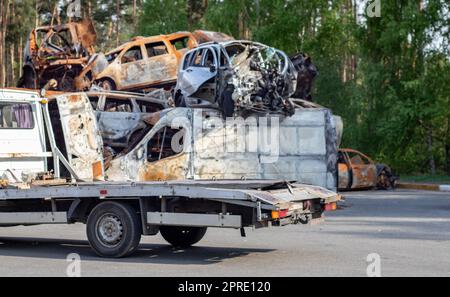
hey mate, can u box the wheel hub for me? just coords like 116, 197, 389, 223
97, 215, 123, 247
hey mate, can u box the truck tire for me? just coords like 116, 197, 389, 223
160, 226, 207, 248
87, 201, 141, 258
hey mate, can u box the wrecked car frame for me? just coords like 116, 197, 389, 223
338, 148, 398, 191
93, 32, 199, 92
18, 19, 97, 92
174, 41, 298, 117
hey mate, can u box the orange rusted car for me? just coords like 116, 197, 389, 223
93, 32, 199, 91
338, 149, 398, 191
18, 19, 97, 91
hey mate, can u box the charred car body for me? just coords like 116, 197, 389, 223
84, 90, 169, 150
92, 32, 199, 92
18, 19, 97, 92
174, 41, 298, 117
338, 149, 398, 191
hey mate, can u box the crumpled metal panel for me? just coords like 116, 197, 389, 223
192, 108, 338, 190
106, 107, 338, 191
56, 93, 104, 181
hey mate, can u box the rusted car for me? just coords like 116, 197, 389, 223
93, 32, 199, 91
18, 19, 97, 91
47, 90, 169, 152
174, 41, 298, 117
338, 149, 398, 191
105, 106, 340, 191
192, 30, 235, 44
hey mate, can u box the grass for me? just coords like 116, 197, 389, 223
400, 175, 450, 184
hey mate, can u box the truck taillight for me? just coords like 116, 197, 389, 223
324, 203, 337, 212
272, 209, 289, 219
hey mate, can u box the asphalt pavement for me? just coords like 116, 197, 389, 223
0, 190, 449, 277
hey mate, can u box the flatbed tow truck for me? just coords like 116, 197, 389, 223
0, 88, 340, 258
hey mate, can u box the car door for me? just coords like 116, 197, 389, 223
338, 151, 351, 190
142, 40, 178, 86
177, 47, 219, 98
119, 44, 147, 89
347, 151, 377, 189
56, 93, 104, 181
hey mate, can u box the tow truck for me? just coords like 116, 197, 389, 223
0, 88, 340, 258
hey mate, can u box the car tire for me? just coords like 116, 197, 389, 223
100, 79, 116, 91
87, 201, 141, 258
160, 226, 207, 248
219, 86, 235, 117
377, 168, 394, 190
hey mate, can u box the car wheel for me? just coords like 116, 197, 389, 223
160, 226, 207, 248
100, 79, 116, 91
377, 168, 393, 190
87, 202, 141, 258
219, 86, 235, 117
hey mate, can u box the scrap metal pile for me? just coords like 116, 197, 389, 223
18, 19, 318, 118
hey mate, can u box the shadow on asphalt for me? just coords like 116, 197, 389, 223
0, 237, 275, 264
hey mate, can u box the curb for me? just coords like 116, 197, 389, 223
398, 182, 450, 192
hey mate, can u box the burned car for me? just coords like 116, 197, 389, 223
48, 90, 169, 152
93, 32, 199, 92
173, 41, 298, 117
105, 106, 340, 191
192, 30, 235, 44
338, 149, 398, 191
18, 19, 97, 92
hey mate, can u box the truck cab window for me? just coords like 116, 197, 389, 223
0, 103, 34, 129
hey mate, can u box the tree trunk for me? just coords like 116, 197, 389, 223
0, 0, 4, 88
1, 0, 11, 88
133, 0, 137, 32
116, 0, 120, 47
426, 126, 436, 175
187, 0, 208, 30
19, 35, 23, 78
9, 42, 14, 85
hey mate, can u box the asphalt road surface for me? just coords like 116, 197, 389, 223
0, 190, 449, 277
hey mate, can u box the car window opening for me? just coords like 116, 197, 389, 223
122, 46, 143, 64
147, 127, 185, 162
146, 42, 168, 58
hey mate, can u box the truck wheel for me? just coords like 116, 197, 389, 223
87, 202, 141, 258
160, 226, 207, 248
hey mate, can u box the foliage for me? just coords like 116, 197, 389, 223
0, 0, 449, 175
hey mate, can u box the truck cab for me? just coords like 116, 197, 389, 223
0, 89, 48, 182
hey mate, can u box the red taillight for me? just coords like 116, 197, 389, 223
272, 209, 289, 219
324, 202, 337, 212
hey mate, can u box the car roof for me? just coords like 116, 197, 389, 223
106, 32, 193, 55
